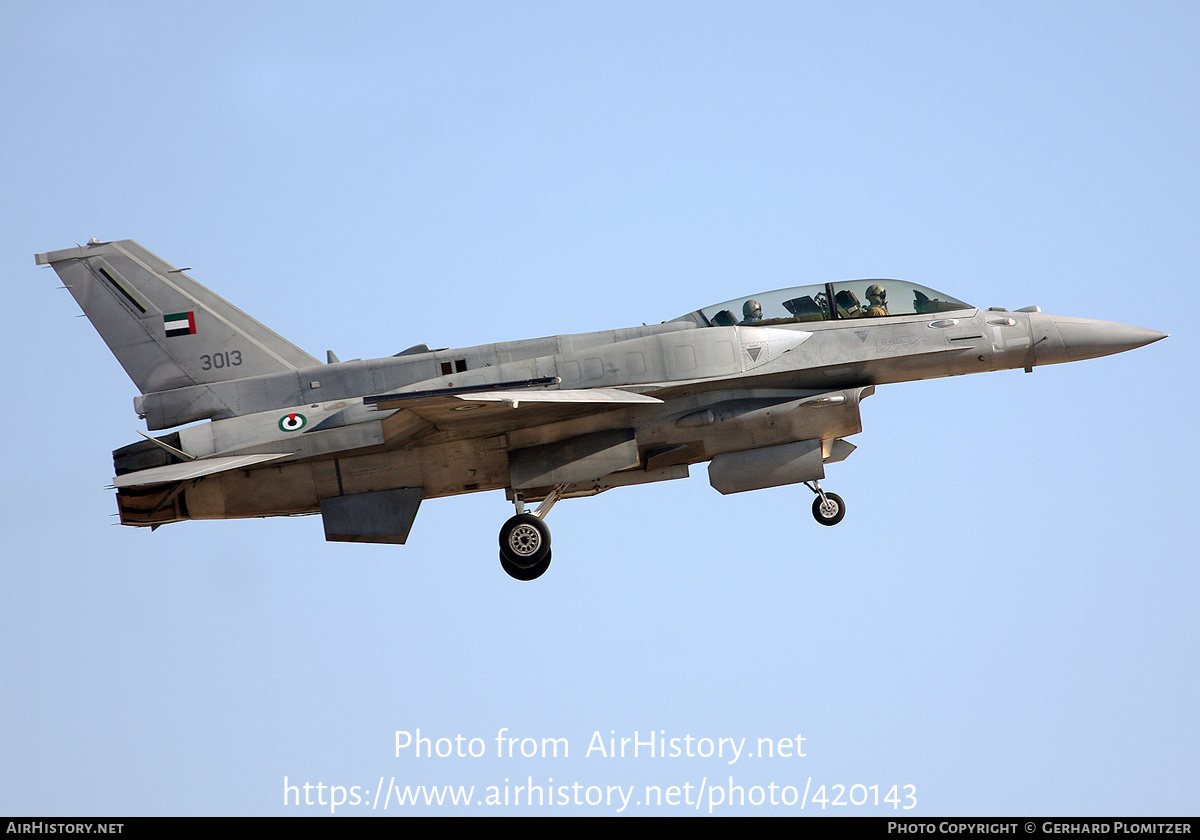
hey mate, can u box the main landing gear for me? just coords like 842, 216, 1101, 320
499, 485, 566, 581
805, 480, 846, 526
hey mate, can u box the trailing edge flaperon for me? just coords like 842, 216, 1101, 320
38, 240, 1166, 580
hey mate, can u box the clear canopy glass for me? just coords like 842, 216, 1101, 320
677, 280, 972, 327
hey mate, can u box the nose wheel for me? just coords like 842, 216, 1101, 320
499, 486, 565, 580
805, 481, 846, 526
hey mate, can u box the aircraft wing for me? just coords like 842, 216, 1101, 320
364, 383, 663, 446
113, 453, 291, 488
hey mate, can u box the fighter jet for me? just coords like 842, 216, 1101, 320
38, 240, 1166, 580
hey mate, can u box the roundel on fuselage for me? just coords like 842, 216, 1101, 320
279, 413, 307, 432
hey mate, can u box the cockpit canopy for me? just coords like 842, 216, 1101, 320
674, 280, 972, 328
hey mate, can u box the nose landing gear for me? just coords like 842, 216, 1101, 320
805, 480, 846, 526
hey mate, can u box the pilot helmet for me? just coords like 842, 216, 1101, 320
866, 284, 887, 304
742, 299, 763, 320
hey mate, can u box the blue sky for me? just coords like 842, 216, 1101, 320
3, 1, 1196, 816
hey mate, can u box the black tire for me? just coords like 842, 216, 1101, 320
812, 492, 846, 526
499, 513, 551, 568
501, 550, 552, 581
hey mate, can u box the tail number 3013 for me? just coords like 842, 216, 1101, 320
200, 351, 242, 370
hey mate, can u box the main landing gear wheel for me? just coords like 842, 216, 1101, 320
499, 485, 565, 580
501, 550, 552, 581
499, 513, 551, 568
812, 492, 846, 526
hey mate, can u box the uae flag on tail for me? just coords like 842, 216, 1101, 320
164, 311, 196, 337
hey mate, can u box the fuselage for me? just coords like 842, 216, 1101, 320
115, 299, 1163, 526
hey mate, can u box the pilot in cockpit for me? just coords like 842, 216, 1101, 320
864, 284, 889, 317
741, 299, 763, 324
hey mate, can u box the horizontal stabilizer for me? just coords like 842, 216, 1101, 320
113, 453, 290, 488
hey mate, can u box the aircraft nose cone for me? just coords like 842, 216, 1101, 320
1034, 315, 1167, 365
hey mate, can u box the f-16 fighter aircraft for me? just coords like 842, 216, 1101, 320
38, 240, 1166, 580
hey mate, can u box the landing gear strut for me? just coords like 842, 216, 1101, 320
499, 485, 566, 580
805, 481, 846, 526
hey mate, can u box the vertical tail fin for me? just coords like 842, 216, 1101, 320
37, 239, 320, 395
